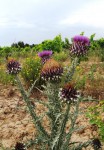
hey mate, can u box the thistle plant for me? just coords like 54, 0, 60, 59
40, 58, 63, 81
71, 35, 90, 56
38, 50, 52, 64
59, 83, 79, 103
6, 59, 21, 74
6, 35, 99, 150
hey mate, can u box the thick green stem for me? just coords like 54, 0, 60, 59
46, 83, 62, 146
15, 75, 49, 139
62, 99, 80, 150
55, 104, 70, 150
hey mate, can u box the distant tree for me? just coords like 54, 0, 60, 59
25, 43, 30, 47
11, 43, 18, 48
17, 41, 25, 48
11, 41, 25, 48
30, 44, 35, 48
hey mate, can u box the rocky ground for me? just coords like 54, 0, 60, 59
0, 84, 103, 150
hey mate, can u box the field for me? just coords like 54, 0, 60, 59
0, 34, 104, 150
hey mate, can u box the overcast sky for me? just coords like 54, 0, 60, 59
0, 0, 104, 46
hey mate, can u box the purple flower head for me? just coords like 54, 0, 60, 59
7, 59, 21, 75
38, 50, 52, 64
73, 35, 90, 46
70, 35, 90, 56
38, 50, 52, 57
59, 83, 79, 104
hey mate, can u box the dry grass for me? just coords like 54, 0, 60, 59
63, 56, 104, 100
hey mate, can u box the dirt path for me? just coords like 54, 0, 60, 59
0, 84, 103, 150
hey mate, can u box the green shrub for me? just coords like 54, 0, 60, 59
63, 37, 71, 49
53, 51, 68, 62
0, 47, 12, 57
97, 38, 104, 48
40, 35, 63, 53
52, 34, 63, 52
41, 40, 53, 50
89, 37, 104, 61
32, 44, 43, 52
86, 100, 104, 141
0, 68, 15, 85
99, 48, 104, 61
19, 47, 34, 58
21, 56, 42, 86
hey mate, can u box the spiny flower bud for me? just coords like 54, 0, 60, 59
59, 83, 79, 103
7, 59, 21, 74
92, 138, 101, 150
15, 142, 26, 150
38, 50, 52, 64
70, 35, 90, 56
41, 59, 63, 81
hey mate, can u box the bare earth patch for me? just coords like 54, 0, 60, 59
0, 84, 103, 150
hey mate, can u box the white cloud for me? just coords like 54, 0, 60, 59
0, 0, 104, 46
60, 0, 104, 28
0, 17, 35, 28
16, 21, 35, 28
0, 17, 11, 26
